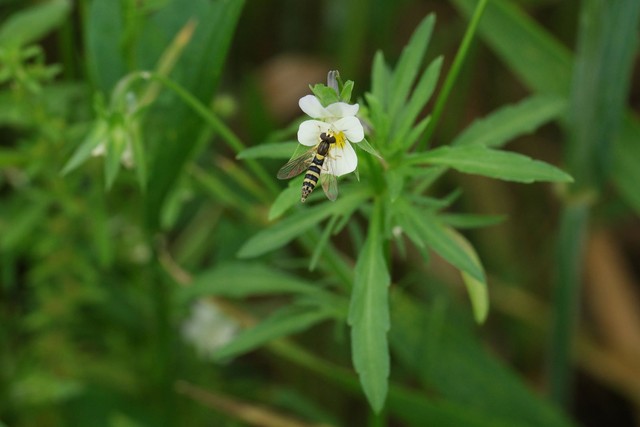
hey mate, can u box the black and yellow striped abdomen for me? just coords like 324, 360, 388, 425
301, 153, 325, 202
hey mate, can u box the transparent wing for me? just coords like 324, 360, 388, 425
320, 172, 338, 201
277, 147, 316, 179
320, 152, 339, 201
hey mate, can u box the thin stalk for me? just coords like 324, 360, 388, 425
117, 71, 280, 197
548, 202, 589, 406
417, 0, 488, 150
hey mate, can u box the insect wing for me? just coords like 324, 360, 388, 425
320, 172, 338, 201
320, 153, 339, 201
277, 148, 315, 180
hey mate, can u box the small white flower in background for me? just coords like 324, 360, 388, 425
181, 299, 239, 360
297, 95, 364, 176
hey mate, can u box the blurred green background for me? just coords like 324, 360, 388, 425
1, 0, 639, 426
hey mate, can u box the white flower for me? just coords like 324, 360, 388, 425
297, 95, 364, 176
181, 299, 239, 360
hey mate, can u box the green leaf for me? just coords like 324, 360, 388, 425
450, 0, 572, 96
411, 146, 573, 183
61, 122, 107, 175
268, 179, 302, 221
309, 84, 339, 106
237, 141, 299, 160
452, 231, 489, 323
613, 117, 640, 214
1, 197, 50, 251
130, 123, 147, 190
238, 189, 369, 258
394, 56, 442, 145
390, 291, 575, 427
180, 263, 323, 302
214, 305, 334, 361
348, 202, 390, 413
452, 95, 567, 148
0, 0, 71, 48
388, 14, 436, 119
340, 80, 354, 103
355, 138, 382, 159
371, 50, 390, 108
309, 215, 339, 272
105, 123, 127, 189
565, 0, 640, 192
401, 204, 484, 282
84, 0, 126, 93
440, 213, 506, 229
143, 0, 246, 230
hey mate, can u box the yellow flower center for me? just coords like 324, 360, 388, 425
329, 130, 346, 149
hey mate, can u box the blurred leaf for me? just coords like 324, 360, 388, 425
143, 0, 246, 229
105, 123, 127, 189
565, 0, 640, 192
348, 202, 390, 413
390, 292, 576, 427
388, 14, 435, 119
180, 263, 323, 301
0, 148, 26, 167
440, 213, 506, 229
453, 231, 489, 323
214, 305, 334, 361
237, 141, 298, 160
1, 197, 50, 251
238, 188, 369, 258
388, 388, 511, 427
268, 179, 303, 221
450, 0, 572, 96
84, 0, 127, 93
0, 0, 71, 48
613, 117, 640, 213
61, 121, 107, 175
411, 146, 573, 183
129, 123, 147, 190
452, 95, 566, 148
371, 51, 390, 108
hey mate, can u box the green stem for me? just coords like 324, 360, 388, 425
417, 0, 488, 150
548, 202, 588, 406
117, 71, 280, 197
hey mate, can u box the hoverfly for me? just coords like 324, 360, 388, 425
277, 132, 339, 202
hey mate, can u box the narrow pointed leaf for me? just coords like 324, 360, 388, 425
238, 189, 368, 258
388, 14, 436, 118
453, 95, 566, 148
348, 202, 390, 412
180, 263, 323, 302
404, 205, 484, 282
214, 305, 334, 361
0, 0, 70, 48
411, 146, 572, 183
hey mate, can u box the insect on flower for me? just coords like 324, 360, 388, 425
278, 94, 365, 202
277, 130, 339, 202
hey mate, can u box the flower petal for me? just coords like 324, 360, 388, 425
299, 95, 329, 119
326, 141, 358, 176
325, 102, 359, 118
298, 120, 331, 146
333, 116, 364, 142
